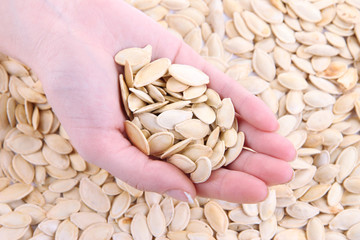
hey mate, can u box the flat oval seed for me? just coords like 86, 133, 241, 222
167, 154, 196, 173
204, 201, 229, 234
79, 178, 110, 213
124, 120, 150, 155
137, 113, 167, 133
169, 64, 209, 86
0, 211, 31, 228
192, 103, 216, 125
47, 200, 81, 220
190, 157, 212, 183
79, 223, 114, 240
131, 213, 152, 240
259, 190, 276, 221
286, 202, 319, 220
55, 220, 78, 240
306, 110, 334, 131
317, 61, 348, 79
0, 183, 33, 203
181, 144, 213, 161
347, 222, 360, 240
175, 119, 210, 139
146, 84, 165, 102
157, 110, 193, 129
166, 77, 189, 92
0, 226, 29, 240
160, 138, 193, 159
242, 11, 271, 37
336, 147, 358, 182
7, 134, 42, 154
128, 93, 146, 112
49, 179, 78, 193
216, 98, 235, 129
278, 72, 309, 90
147, 203, 166, 237
153, 100, 190, 114
114, 45, 152, 67
133, 58, 171, 87
148, 132, 174, 155
42, 144, 70, 170
70, 212, 106, 230
110, 191, 131, 219
304, 44, 340, 57
224, 132, 245, 166
183, 85, 207, 100
12, 154, 34, 184
223, 37, 254, 54
44, 134, 72, 154
170, 202, 190, 231
329, 209, 360, 230
209, 140, 225, 168
303, 90, 336, 108
220, 128, 238, 148
253, 48, 276, 82
344, 176, 360, 194
289, 0, 321, 22
17, 85, 47, 104
206, 126, 220, 149
129, 88, 154, 104
251, 0, 283, 23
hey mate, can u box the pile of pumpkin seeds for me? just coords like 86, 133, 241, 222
0, 0, 360, 239
115, 46, 245, 183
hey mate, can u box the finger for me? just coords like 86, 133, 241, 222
107, 1, 279, 132
227, 150, 294, 186
239, 120, 297, 161
195, 168, 268, 203
71, 128, 196, 203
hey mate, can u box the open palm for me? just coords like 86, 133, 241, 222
0, 0, 296, 203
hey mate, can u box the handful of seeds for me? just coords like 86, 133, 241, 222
115, 45, 245, 183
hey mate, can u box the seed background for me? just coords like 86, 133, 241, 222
0, 0, 360, 239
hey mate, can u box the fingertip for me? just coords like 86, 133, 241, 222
275, 161, 295, 185
282, 141, 297, 162
244, 179, 268, 203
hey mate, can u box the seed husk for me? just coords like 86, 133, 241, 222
192, 103, 216, 125
148, 132, 174, 155
190, 156, 212, 183
224, 132, 245, 166
175, 119, 210, 139
204, 201, 228, 234
169, 64, 209, 86
7, 134, 42, 155
79, 178, 110, 213
170, 202, 190, 231
216, 98, 235, 130
167, 154, 196, 173
70, 212, 106, 230
79, 223, 114, 240
46, 199, 81, 220
0, 183, 33, 203
134, 58, 171, 87
0, 211, 31, 228
124, 120, 150, 155
156, 109, 193, 129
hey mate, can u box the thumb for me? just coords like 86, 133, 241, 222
75, 129, 196, 203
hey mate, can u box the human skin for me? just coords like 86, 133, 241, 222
0, 0, 296, 203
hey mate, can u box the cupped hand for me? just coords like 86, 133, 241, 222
0, 0, 296, 203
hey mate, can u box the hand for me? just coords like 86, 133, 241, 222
0, 0, 296, 203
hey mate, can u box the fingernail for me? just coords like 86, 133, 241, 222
165, 190, 194, 204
